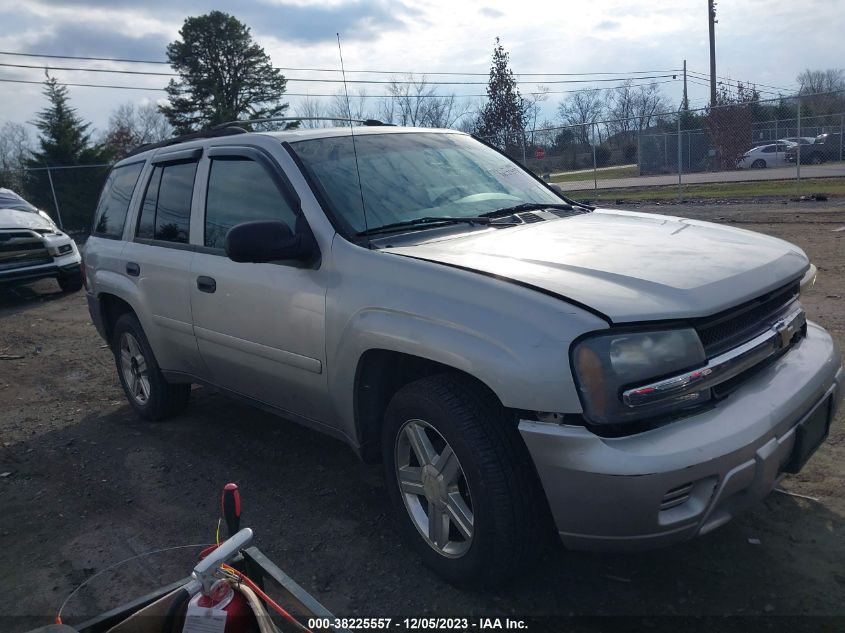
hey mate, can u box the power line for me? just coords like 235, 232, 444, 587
0, 61, 678, 86
688, 69, 796, 95
0, 49, 681, 78
0, 75, 678, 97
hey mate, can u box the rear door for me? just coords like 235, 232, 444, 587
189, 145, 330, 423
121, 148, 204, 376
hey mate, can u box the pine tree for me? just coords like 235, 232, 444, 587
24, 73, 109, 230
477, 38, 525, 153
160, 11, 294, 133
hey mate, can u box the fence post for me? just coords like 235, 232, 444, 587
637, 127, 642, 175
521, 130, 527, 166
45, 166, 64, 230
840, 113, 843, 161
796, 96, 801, 193
591, 123, 598, 192
677, 116, 683, 199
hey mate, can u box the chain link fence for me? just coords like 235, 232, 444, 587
499, 90, 845, 200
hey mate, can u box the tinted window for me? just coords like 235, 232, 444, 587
204, 158, 297, 249
137, 165, 162, 240
135, 161, 197, 244
93, 162, 144, 237
761, 146, 775, 153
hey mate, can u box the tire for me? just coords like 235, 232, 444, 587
809, 155, 823, 165
112, 312, 190, 421
751, 159, 766, 169
382, 373, 548, 587
57, 271, 83, 293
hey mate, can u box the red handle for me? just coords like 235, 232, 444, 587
221, 482, 241, 538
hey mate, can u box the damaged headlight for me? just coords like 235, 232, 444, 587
572, 328, 709, 425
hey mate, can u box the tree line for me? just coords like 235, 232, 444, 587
1, 9, 844, 228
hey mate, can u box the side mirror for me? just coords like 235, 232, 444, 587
225, 221, 314, 264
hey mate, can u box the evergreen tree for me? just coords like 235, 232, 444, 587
160, 11, 294, 133
476, 38, 525, 153
24, 73, 109, 230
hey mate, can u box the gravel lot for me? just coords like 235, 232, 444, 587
1, 200, 844, 632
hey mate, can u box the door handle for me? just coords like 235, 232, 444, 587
126, 262, 140, 277
197, 276, 217, 293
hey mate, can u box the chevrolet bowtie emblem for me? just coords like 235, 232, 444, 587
773, 309, 806, 349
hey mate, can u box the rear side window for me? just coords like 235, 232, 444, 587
136, 161, 198, 244
204, 157, 297, 249
92, 162, 144, 238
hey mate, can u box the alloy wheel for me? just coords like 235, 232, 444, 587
119, 332, 151, 406
394, 419, 474, 558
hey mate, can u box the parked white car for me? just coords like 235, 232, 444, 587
0, 188, 83, 291
737, 142, 795, 169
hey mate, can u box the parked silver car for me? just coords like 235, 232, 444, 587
84, 126, 843, 586
0, 188, 82, 291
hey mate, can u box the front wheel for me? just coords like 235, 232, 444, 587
112, 313, 190, 421
57, 271, 83, 293
751, 159, 766, 168
382, 374, 547, 587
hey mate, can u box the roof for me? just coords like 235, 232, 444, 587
114, 125, 467, 169
257, 126, 464, 142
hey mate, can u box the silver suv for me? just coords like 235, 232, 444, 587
84, 125, 843, 586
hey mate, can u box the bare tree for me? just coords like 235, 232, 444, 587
296, 95, 330, 128
797, 68, 845, 115
102, 102, 172, 159
382, 74, 469, 128
632, 82, 671, 131
329, 89, 374, 122
557, 89, 604, 144
604, 80, 638, 141
522, 86, 549, 145
0, 122, 32, 191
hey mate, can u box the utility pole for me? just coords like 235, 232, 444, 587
708, 0, 717, 106
683, 59, 689, 111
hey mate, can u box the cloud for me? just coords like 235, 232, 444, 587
24, 0, 422, 44
21, 22, 170, 60
595, 20, 619, 31
479, 7, 503, 18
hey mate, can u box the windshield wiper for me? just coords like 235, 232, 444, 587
356, 215, 516, 237
482, 200, 594, 218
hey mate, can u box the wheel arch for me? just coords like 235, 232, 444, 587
353, 349, 508, 464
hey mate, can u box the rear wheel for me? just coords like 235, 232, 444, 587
751, 159, 766, 168
382, 374, 547, 587
57, 271, 83, 293
808, 155, 823, 165
112, 313, 190, 421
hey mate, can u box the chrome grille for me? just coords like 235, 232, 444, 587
0, 230, 51, 271
695, 282, 800, 357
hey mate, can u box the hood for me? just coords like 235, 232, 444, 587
385, 209, 808, 323
0, 207, 59, 232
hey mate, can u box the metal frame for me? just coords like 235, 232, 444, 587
66, 546, 348, 633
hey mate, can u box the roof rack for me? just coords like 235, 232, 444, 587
124, 126, 247, 158
211, 116, 391, 129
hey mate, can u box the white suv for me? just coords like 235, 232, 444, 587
84, 125, 842, 586
0, 188, 82, 292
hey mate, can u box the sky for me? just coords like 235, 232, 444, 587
0, 0, 842, 137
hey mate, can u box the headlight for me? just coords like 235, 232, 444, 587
572, 328, 709, 425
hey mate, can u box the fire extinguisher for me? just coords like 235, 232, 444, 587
175, 483, 258, 633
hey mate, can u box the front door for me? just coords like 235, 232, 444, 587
189, 146, 329, 424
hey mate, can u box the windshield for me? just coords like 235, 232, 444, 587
289, 132, 564, 235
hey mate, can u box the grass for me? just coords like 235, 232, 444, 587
550, 164, 637, 184
565, 177, 845, 202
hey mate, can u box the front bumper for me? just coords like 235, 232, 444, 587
0, 233, 81, 285
520, 321, 843, 550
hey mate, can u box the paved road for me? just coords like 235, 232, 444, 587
555, 163, 845, 191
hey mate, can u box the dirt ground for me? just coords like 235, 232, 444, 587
1, 200, 844, 633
